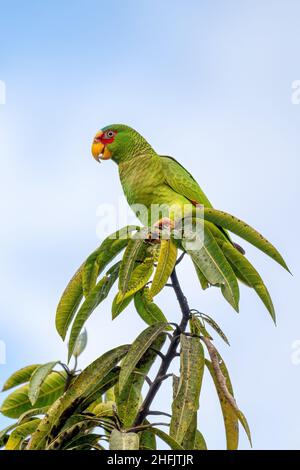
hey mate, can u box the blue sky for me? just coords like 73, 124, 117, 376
0, 0, 299, 449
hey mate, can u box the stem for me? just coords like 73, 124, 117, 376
133, 267, 190, 426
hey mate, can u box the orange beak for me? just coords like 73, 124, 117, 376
91, 131, 112, 162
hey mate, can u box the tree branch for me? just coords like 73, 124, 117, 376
133, 267, 190, 426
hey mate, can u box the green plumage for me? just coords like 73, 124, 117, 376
95, 124, 289, 318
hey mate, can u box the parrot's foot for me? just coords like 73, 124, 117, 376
145, 218, 175, 244
153, 217, 175, 230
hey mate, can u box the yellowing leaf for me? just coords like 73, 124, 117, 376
119, 323, 168, 393
109, 429, 139, 450
204, 339, 252, 449
134, 288, 169, 326
1, 372, 66, 419
2, 364, 40, 392
170, 335, 205, 445
149, 239, 177, 299
5, 419, 41, 450
55, 265, 84, 340
27, 345, 129, 449
68, 266, 119, 361
118, 239, 146, 294
29, 361, 59, 405
83, 225, 138, 297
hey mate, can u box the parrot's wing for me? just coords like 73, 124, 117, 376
160, 155, 245, 254
160, 155, 213, 207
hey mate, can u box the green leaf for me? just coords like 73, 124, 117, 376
0, 423, 20, 445
5, 419, 41, 450
193, 261, 209, 290
118, 239, 146, 294
150, 428, 184, 450
149, 239, 177, 299
181, 412, 197, 450
27, 345, 129, 449
203, 207, 290, 272
92, 401, 114, 417
204, 341, 252, 449
201, 313, 230, 346
29, 361, 59, 405
170, 335, 205, 445
220, 240, 276, 322
119, 323, 168, 393
134, 288, 169, 326
205, 358, 238, 450
56, 265, 84, 340
194, 430, 207, 450
72, 328, 88, 357
2, 364, 40, 392
115, 334, 165, 428
112, 293, 133, 320
140, 427, 157, 450
83, 225, 138, 297
183, 223, 240, 311
109, 429, 140, 450
76, 368, 120, 413
118, 242, 154, 301
47, 417, 99, 450
63, 433, 102, 450
0, 372, 66, 419
68, 267, 119, 361
17, 406, 50, 424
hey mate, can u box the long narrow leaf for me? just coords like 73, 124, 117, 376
0, 372, 66, 419
56, 265, 84, 340
2, 364, 40, 392
220, 240, 276, 322
203, 207, 290, 272
134, 288, 169, 326
119, 323, 168, 393
83, 225, 138, 296
149, 239, 177, 299
170, 335, 205, 445
5, 419, 41, 450
183, 224, 239, 311
27, 345, 129, 449
115, 334, 165, 428
28, 361, 59, 406
203, 338, 252, 448
118, 239, 146, 294
68, 267, 119, 360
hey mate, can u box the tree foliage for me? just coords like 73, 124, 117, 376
0, 213, 289, 450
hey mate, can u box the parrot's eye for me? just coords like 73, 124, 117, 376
104, 130, 116, 139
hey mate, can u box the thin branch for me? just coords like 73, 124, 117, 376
133, 267, 191, 426
147, 411, 172, 418
176, 251, 186, 265
129, 422, 169, 433
133, 371, 153, 386
149, 347, 166, 360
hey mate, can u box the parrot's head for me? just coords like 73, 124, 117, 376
91, 124, 153, 164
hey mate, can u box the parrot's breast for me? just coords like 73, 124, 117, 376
118, 154, 191, 225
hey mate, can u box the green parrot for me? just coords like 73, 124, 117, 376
91, 123, 289, 318
91, 125, 234, 236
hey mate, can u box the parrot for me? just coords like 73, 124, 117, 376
91, 123, 289, 318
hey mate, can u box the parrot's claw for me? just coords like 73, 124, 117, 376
153, 217, 175, 230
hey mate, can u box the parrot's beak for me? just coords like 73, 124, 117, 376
91, 131, 112, 162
